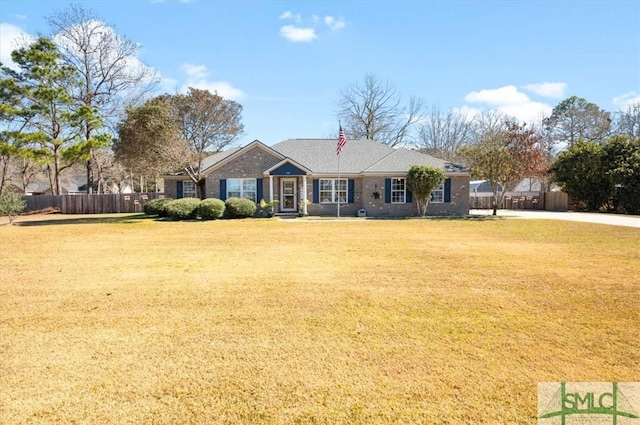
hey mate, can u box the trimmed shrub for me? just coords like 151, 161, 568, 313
197, 198, 225, 220
0, 192, 26, 225
165, 198, 201, 220
143, 198, 174, 217
225, 197, 257, 218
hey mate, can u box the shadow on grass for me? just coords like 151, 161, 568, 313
16, 213, 152, 226
12, 213, 506, 226
297, 215, 506, 222
366, 215, 505, 221
424, 214, 506, 221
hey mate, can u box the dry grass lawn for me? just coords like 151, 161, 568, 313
1, 214, 638, 424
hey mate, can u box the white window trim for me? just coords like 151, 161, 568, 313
227, 178, 257, 201
391, 177, 406, 204
183, 180, 197, 198
319, 178, 348, 204
431, 183, 444, 203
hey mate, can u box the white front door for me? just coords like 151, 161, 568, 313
280, 178, 297, 212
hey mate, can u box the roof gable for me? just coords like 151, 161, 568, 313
200, 140, 283, 176
265, 158, 311, 176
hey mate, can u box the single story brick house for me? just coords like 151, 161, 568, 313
163, 138, 470, 217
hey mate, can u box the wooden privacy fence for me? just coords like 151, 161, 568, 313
543, 191, 570, 211
469, 192, 569, 211
22, 193, 163, 214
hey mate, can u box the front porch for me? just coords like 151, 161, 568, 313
269, 175, 309, 215
265, 160, 310, 216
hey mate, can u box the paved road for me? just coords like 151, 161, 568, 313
470, 209, 640, 228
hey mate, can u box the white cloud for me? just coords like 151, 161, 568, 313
465, 85, 530, 106
523, 82, 567, 98
463, 85, 552, 123
180, 63, 208, 79
496, 102, 552, 123
278, 12, 344, 42
15, 14, 27, 20
324, 16, 346, 31
0, 23, 34, 70
613, 91, 640, 110
280, 25, 317, 42
279, 11, 301, 22
179, 63, 245, 100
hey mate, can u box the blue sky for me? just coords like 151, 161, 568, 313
1, 0, 639, 146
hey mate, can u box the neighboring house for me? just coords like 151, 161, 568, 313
511, 177, 560, 193
24, 174, 90, 195
163, 139, 470, 217
470, 180, 503, 196
20, 174, 134, 195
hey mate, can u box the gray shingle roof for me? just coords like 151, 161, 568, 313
272, 139, 392, 174
200, 147, 242, 173
364, 148, 447, 173
194, 138, 467, 176
271, 138, 467, 174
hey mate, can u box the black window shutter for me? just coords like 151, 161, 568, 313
220, 179, 227, 200
444, 178, 451, 203
406, 189, 413, 203
312, 179, 319, 203
348, 179, 355, 203
256, 178, 263, 202
385, 178, 391, 203
177, 181, 183, 199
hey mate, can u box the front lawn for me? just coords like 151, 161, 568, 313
1, 216, 638, 424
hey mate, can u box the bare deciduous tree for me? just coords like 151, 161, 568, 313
48, 4, 159, 193
416, 105, 474, 162
614, 102, 640, 139
337, 74, 423, 147
472, 109, 508, 139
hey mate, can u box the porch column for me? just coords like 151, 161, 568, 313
302, 175, 308, 215
269, 175, 274, 203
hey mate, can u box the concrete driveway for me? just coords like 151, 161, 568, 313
470, 209, 640, 228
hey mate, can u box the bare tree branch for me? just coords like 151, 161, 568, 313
337, 74, 423, 147
416, 105, 474, 162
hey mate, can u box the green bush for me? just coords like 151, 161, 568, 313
165, 198, 202, 220
225, 197, 257, 218
0, 192, 26, 225
197, 198, 225, 220
143, 198, 174, 217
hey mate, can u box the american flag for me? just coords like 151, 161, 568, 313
336, 125, 347, 155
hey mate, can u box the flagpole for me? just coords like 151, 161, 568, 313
336, 122, 346, 219
337, 153, 341, 219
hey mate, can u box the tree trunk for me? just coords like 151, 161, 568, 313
0, 158, 8, 196
86, 158, 92, 194
54, 154, 61, 195
492, 186, 500, 216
